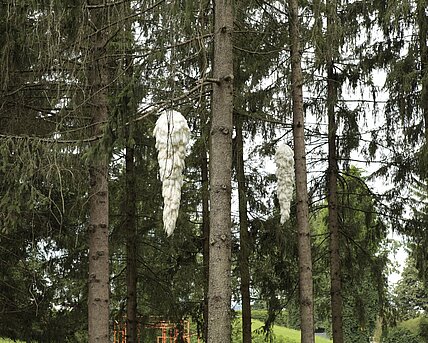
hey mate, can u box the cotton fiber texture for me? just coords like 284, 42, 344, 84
153, 110, 190, 236
275, 144, 294, 224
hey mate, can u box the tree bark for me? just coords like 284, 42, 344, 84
122, 2, 138, 340
327, 63, 344, 343
288, 0, 315, 342
207, 0, 234, 342
325, 3, 344, 340
201, 142, 210, 342
125, 143, 138, 343
87, 3, 110, 342
417, 0, 428, 138
235, 114, 252, 343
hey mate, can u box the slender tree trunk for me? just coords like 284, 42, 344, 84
121, 2, 138, 340
324, 3, 344, 340
417, 0, 428, 297
327, 63, 344, 343
87, 3, 110, 342
207, 0, 234, 342
198, 6, 210, 338
417, 1, 428, 137
235, 114, 252, 343
125, 143, 138, 343
201, 144, 210, 342
288, 0, 315, 342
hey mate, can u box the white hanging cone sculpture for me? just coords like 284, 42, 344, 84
153, 110, 190, 236
275, 144, 295, 224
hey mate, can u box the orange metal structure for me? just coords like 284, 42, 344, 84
113, 318, 200, 343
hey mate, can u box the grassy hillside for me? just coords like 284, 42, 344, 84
397, 315, 428, 342
251, 319, 332, 343
399, 316, 428, 335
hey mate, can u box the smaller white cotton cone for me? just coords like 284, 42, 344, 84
275, 144, 295, 224
153, 110, 190, 236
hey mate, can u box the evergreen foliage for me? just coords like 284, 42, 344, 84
309, 167, 388, 342
1, 0, 428, 342
393, 256, 428, 320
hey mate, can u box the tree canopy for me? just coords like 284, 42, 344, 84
0, 0, 427, 342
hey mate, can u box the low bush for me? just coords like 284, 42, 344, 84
382, 327, 422, 343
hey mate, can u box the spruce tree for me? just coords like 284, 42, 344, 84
85, 2, 110, 341
207, 0, 234, 342
235, 113, 252, 343
325, 1, 344, 341
288, 0, 315, 341
374, 0, 428, 293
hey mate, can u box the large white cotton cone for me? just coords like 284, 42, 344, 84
275, 144, 295, 224
153, 110, 190, 236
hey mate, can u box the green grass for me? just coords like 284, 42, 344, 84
0, 339, 24, 343
251, 319, 332, 343
399, 316, 428, 335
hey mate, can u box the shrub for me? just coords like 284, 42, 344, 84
419, 317, 428, 342
383, 327, 422, 343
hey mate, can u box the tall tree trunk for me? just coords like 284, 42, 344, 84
416, 0, 428, 292
197, 6, 210, 338
235, 114, 252, 343
326, 2, 344, 341
122, 2, 138, 340
327, 63, 344, 343
417, 0, 428, 137
125, 143, 138, 343
197, 8, 210, 337
288, 0, 315, 342
201, 143, 210, 342
207, 0, 234, 342
87, 3, 110, 342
